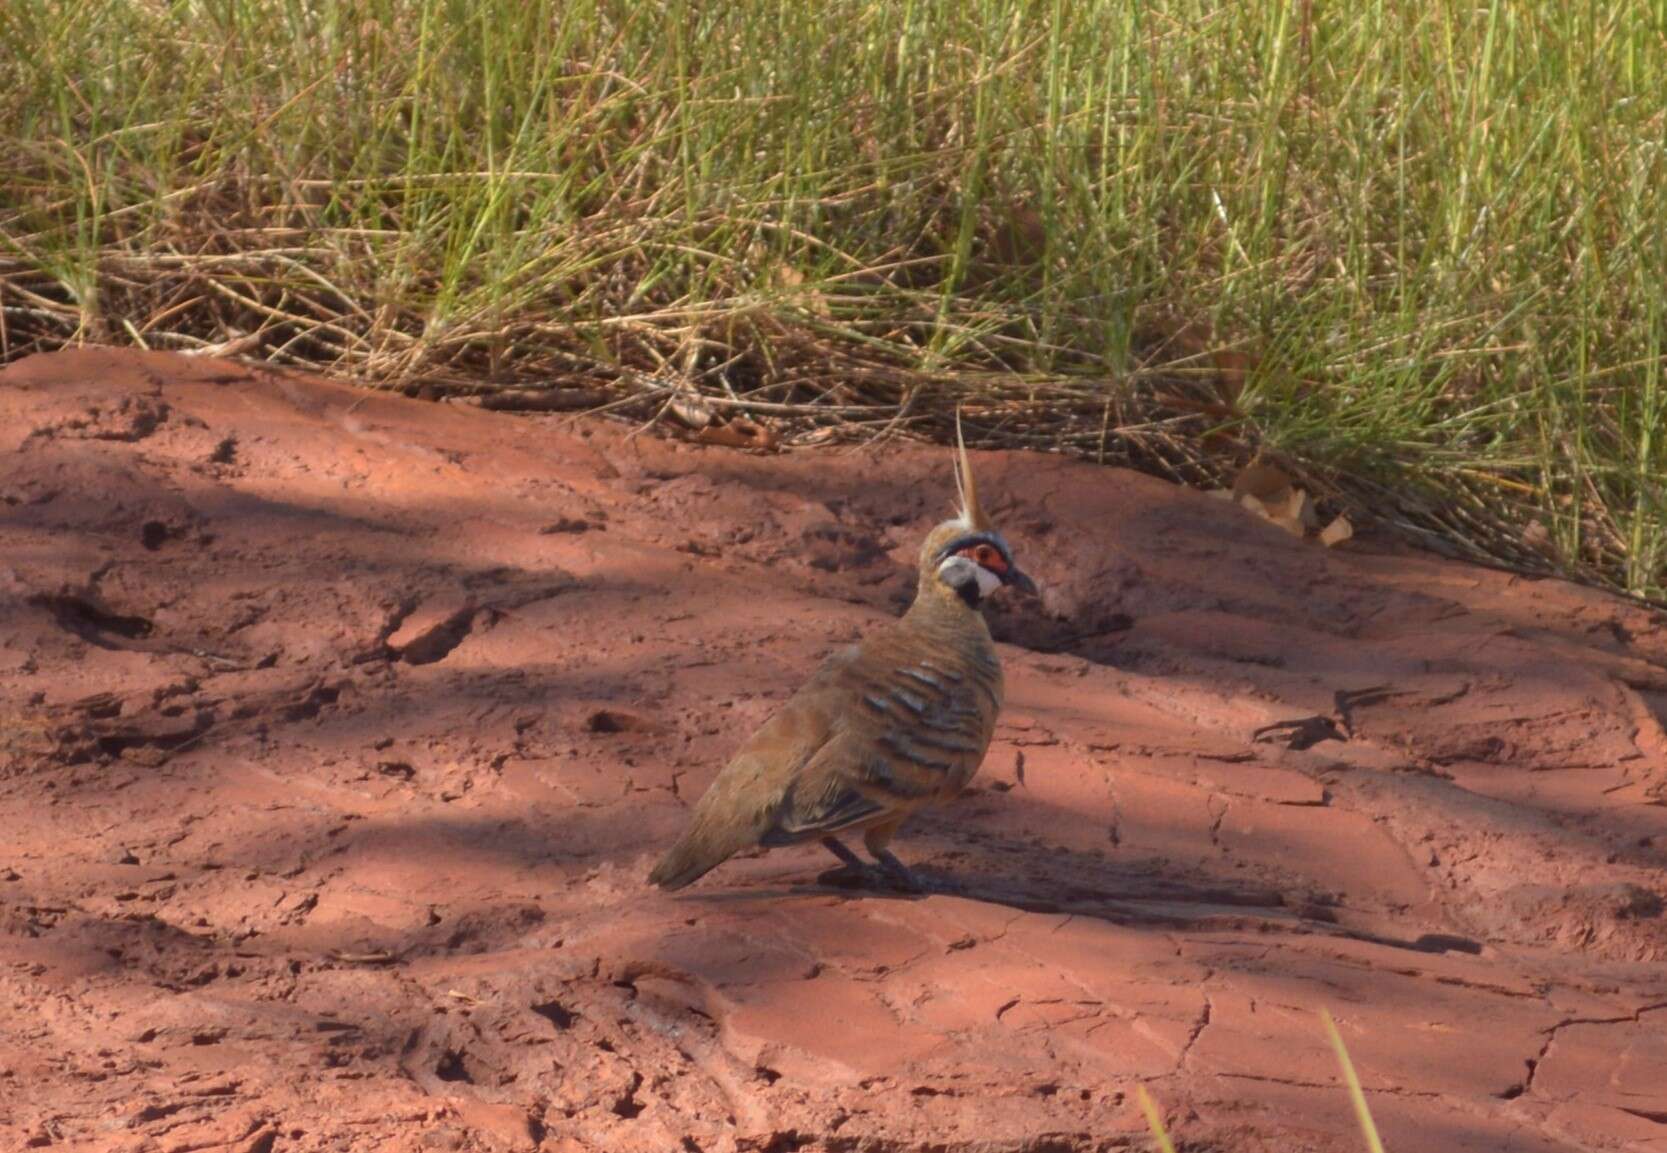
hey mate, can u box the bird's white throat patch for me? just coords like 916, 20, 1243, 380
938, 554, 1002, 599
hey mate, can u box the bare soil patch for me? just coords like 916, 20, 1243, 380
3, 349, 1666, 1152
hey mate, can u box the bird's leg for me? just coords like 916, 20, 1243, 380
861, 821, 933, 893
820, 833, 932, 894
819, 837, 921, 893
820, 837, 868, 873
869, 847, 929, 893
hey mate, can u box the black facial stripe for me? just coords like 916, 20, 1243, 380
935, 531, 1012, 568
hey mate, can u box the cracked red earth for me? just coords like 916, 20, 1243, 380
3, 347, 1666, 1152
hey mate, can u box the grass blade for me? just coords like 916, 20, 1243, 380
1135, 1084, 1177, 1153
1321, 1007, 1387, 1153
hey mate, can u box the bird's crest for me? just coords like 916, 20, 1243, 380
954, 409, 990, 531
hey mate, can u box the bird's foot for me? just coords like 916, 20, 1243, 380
816, 837, 937, 894
814, 863, 931, 894
872, 848, 933, 894
817, 837, 885, 890
814, 863, 882, 890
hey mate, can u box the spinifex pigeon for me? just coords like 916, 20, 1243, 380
650, 422, 1036, 893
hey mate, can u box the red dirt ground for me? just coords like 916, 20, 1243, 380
3, 347, 1666, 1153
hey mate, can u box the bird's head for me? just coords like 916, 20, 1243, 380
916, 414, 1038, 609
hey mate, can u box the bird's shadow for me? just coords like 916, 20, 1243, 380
677, 828, 1487, 961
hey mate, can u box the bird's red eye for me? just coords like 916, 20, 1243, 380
955, 541, 1009, 574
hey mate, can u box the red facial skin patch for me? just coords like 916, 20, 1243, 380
957, 543, 1008, 576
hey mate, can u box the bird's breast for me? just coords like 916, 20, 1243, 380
846, 626, 1003, 798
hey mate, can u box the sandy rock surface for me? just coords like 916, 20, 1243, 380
2, 347, 1666, 1152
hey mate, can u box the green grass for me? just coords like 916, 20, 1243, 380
3, 1, 1666, 596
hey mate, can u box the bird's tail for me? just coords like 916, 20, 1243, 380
648, 813, 743, 891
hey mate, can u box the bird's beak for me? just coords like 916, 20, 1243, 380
1004, 566, 1039, 596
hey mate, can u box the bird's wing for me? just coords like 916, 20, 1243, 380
682, 644, 860, 831
650, 648, 866, 889
760, 728, 891, 843
761, 648, 994, 844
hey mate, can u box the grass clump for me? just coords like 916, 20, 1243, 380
2, 1, 1665, 596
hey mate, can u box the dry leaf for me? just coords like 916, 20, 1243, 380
668, 395, 712, 430
989, 201, 1048, 267
1263, 486, 1310, 524
694, 417, 778, 450
1232, 461, 1293, 503
772, 264, 831, 317
1267, 512, 1309, 539
1320, 515, 1354, 547
1210, 348, 1256, 410
1239, 487, 1308, 537
1232, 461, 1317, 538
1287, 488, 1318, 535
181, 330, 263, 359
